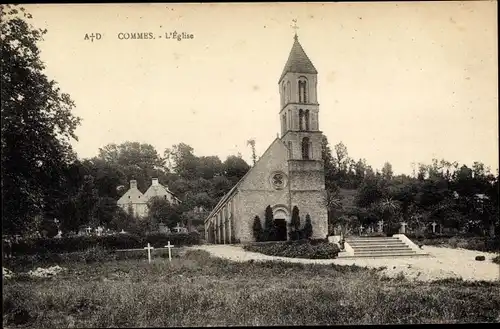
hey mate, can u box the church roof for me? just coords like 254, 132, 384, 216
279, 35, 318, 83
205, 137, 283, 222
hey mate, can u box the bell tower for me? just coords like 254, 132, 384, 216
279, 33, 328, 239
279, 34, 322, 161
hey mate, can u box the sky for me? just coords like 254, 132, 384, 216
24, 2, 498, 175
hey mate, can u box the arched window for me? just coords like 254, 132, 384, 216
302, 137, 310, 160
299, 109, 304, 130
282, 113, 286, 134
287, 81, 291, 102
288, 141, 292, 158
282, 83, 286, 106
284, 112, 287, 132
305, 110, 310, 130
298, 80, 308, 103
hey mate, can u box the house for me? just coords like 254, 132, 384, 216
204, 33, 328, 244
117, 178, 181, 218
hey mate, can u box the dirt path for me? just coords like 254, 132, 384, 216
191, 244, 500, 282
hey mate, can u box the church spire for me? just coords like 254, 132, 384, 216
279, 29, 317, 83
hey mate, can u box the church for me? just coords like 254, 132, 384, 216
204, 34, 328, 243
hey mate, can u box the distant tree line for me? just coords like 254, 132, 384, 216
321, 136, 499, 238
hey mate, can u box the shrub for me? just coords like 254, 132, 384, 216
252, 216, 263, 242
492, 255, 500, 264
244, 240, 340, 259
263, 205, 275, 241
289, 206, 301, 241
301, 214, 313, 240
10, 232, 201, 256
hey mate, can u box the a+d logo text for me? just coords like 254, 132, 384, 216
84, 33, 102, 42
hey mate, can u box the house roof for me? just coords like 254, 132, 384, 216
117, 187, 146, 205
144, 184, 182, 203
279, 35, 318, 83
205, 137, 284, 222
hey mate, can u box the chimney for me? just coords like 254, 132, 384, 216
152, 178, 159, 186
130, 180, 138, 189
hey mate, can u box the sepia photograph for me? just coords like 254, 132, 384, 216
1, 2, 499, 327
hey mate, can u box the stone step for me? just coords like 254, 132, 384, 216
346, 237, 399, 241
345, 253, 423, 258
351, 246, 411, 251
348, 242, 407, 247
353, 249, 416, 255
347, 240, 402, 244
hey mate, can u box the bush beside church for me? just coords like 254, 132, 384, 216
253, 205, 314, 242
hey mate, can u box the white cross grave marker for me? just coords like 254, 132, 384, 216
144, 243, 154, 264
400, 222, 407, 234
377, 220, 384, 233
359, 225, 364, 236
165, 241, 174, 262
431, 222, 437, 233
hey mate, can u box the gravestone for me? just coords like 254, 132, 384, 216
144, 243, 154, 263
377, 220, 384, 233
400, 222, 407, 234
159, 223, 170, 234
165, 241, 174, 261
431, 222, 437, 233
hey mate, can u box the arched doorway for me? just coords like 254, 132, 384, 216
273, 207, 289, 241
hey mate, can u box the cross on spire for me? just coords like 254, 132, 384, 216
291, 19, 299, 40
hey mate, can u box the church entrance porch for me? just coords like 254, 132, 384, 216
274, 218, 287, 241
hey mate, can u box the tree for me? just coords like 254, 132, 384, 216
247, 139, 257, 166
302, 214, 313, 239
321, 135, 337, 191
223, 155, 250, 183
97, 142, 168, 192
164, 143, 198, 179
381, 162, 394, 180
264, 205, 274, 241
98, 142, 166, 170
147, 196, 182, 229
252, 215, 263, 242
372, 198, 401, 235
289, 205, 301, 240
1, 5, 81, 235
197, 156, 223, 180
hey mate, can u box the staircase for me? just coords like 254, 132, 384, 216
343, 236, 428, 258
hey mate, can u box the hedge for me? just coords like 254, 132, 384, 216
244, 239, 340, 259
10, 232, 201, 256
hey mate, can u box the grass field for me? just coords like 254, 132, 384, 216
3, 248, 500, 327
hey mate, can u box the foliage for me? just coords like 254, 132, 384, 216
244, 240, 340, 259
289, 206, 301, 240
263, 205, 275, 241
493, 255, 500, 265
10, 232, 201, 256
1, 5, 81, 235
302, 214, 313, 239
146, 196, 182, 229
252, 216, 263, 242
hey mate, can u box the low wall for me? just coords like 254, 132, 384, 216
393, 234, 428, 255
328, 235, 354, 256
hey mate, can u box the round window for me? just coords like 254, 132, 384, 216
270, 171, 287, 190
